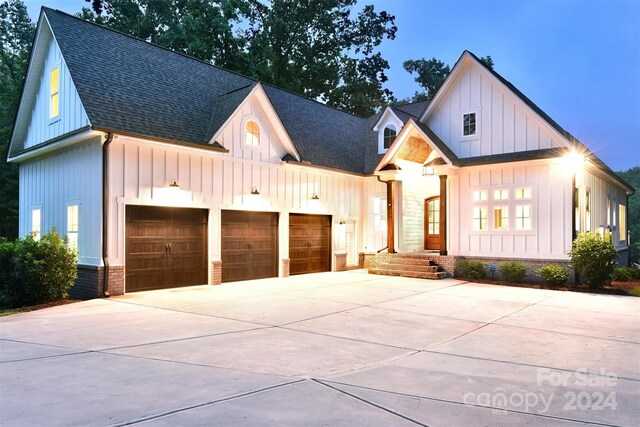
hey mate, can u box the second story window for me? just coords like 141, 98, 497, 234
244, 120, 260, 147
383, 125, 396, 149
50, 66, 60, 119
463, 112, 476, 136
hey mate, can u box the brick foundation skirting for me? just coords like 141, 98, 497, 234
211, 261, 222, 285
70, 264, 126, 299
282, 258, 290, 277
107, 265, 125, 296
335, 253, 347, 272
365, 252, 575, 285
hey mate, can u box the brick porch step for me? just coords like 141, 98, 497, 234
375, 257, 437, 266
369, 268, 447, 280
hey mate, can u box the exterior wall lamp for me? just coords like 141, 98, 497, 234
251, 187, 260, 195
422, 165, 435, 176
309, 194, 321, 210
169, 178, 180, 189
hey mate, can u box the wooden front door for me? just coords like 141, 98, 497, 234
126, 206, 208, 292
221, 210, 279, 282
289, 214, 331, 275
424, 197, 440, 250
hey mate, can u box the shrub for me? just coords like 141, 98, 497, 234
538, 264, 569, 286
457, 259, 486, 280
0, 229, 77, 308
629, 287, 640, 297
498, 261, 527, 283
612, 267, 634, 282
569, 232, 617, 289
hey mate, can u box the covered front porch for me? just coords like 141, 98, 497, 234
374, 118, 455, 257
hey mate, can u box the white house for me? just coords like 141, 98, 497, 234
8, 8, 634, 297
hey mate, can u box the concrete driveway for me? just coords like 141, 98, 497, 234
1, 271, 639, 426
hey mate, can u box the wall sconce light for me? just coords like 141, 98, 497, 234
422, 165, 435, 176
169, 178, 180, 189
339, 220, 346, 225
309, 194, 321, 210
251, 187, 260, 195
246, 186, 261, 207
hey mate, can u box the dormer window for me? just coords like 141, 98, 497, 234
50, 66, 60, 119
383, 125, 396, 149
244, 120, 260, 147
463, 112, 476, 136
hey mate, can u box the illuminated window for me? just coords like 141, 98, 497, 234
463, 112, 476, 136
473, 190, 487, 201
585, 189, 591, 232
50, 66, 59, 118
67, 205, 79, 251
515, 187, 531, 199
373, 197, 387, 232
515, 205, 532, 230
574, 187, 580, 233
244, 121, 260, 146
32, 208, 41, 240
494, 189, 509, 200
473, 207, 488, 231
383, 125, 396, 149
494, 206, 509, 230
619, 204, 626, 241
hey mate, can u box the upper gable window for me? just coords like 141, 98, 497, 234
244, 120, 260, 147
50, 66, 60, 119
383, 125, 396, 149
463, 112, 476, 136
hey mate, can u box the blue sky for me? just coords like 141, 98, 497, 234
24, 0, 640, 171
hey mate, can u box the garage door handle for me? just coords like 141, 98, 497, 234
165, 243, 169, 254
168, 243, 172, 254
248, 242, 252, 250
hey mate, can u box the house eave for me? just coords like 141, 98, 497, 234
7, 126, 97, 162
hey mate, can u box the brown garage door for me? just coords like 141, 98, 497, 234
289, 214, 331, 275
125, 206, 208, 292
221, 210, 279, 282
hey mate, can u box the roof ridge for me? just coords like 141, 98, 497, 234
262, 83, 367, 120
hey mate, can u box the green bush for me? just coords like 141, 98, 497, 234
457, 259, 486, 280
612, 267, 634, 282
538, 264, 569, 286
0, 229, 77, 308
569, 232, 617, 289
498, 261, 527, 283
629, 287, 640, 297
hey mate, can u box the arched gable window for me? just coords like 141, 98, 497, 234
383, 125, 396, 149
245, 120, 260, 146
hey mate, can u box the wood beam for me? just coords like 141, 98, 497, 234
387, 180, 395, 253
439, 175, 447, 256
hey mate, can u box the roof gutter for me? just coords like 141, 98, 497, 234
102, 132, 113, 297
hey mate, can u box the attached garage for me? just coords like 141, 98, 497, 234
289, 214, 332, 275
125, 206, 208, 292
221, 210, 279, 282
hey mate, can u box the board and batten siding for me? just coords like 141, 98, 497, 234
106, 136, 365, 270
19, 137, 103, 265
426, 63, 563, 158
449, 159, 573, 259
577, 168, 629, 249
23, 35, 90, 150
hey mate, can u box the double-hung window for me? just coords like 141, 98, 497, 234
463, 112, 476, 136
67, 205, 79, 251
32, 208, 42, 240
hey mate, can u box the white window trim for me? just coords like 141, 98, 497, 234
241, 115, 263, 149
65, 200, 81, 252
372, 194, 388, 232
461, 110, 478, 138
377, 115, 403, 154
469, 186, 536, 235
473, 206, 488, 231
49, 64, 60, 122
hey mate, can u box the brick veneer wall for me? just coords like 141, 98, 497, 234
335, 253, 347, 272
282, 258, 290, 277
107, 265, 125, 296
211, 261, 222, 285
71, 265, 103, 299
358, 253, 365, 268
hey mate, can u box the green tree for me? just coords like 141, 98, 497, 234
83, 0, 397, 116
0, 0, 34, 240
617, 166, 640, 264
402, 54, 494, 103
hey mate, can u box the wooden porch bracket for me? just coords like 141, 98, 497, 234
386, 180, 396, 253
439, 175, 448, 255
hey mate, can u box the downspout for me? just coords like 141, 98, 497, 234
102, 132, 113, 296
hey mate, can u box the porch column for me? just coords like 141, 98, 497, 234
386, 180, 396, 253
439, 175, 447, 256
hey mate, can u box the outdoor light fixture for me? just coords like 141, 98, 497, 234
169, 178, 180, 189
309, 194, 321, 210
246, 186, 262, 207
251, 187, 260, 195
563, 150, 586, 174
311, 194, 319, 200
422, 165, 435, 176
339, 220, 346, 225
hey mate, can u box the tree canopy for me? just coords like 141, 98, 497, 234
81, 0, 397, 116
0, 0, 34, 240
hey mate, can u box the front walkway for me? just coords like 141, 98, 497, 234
1, 271, 638, 425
